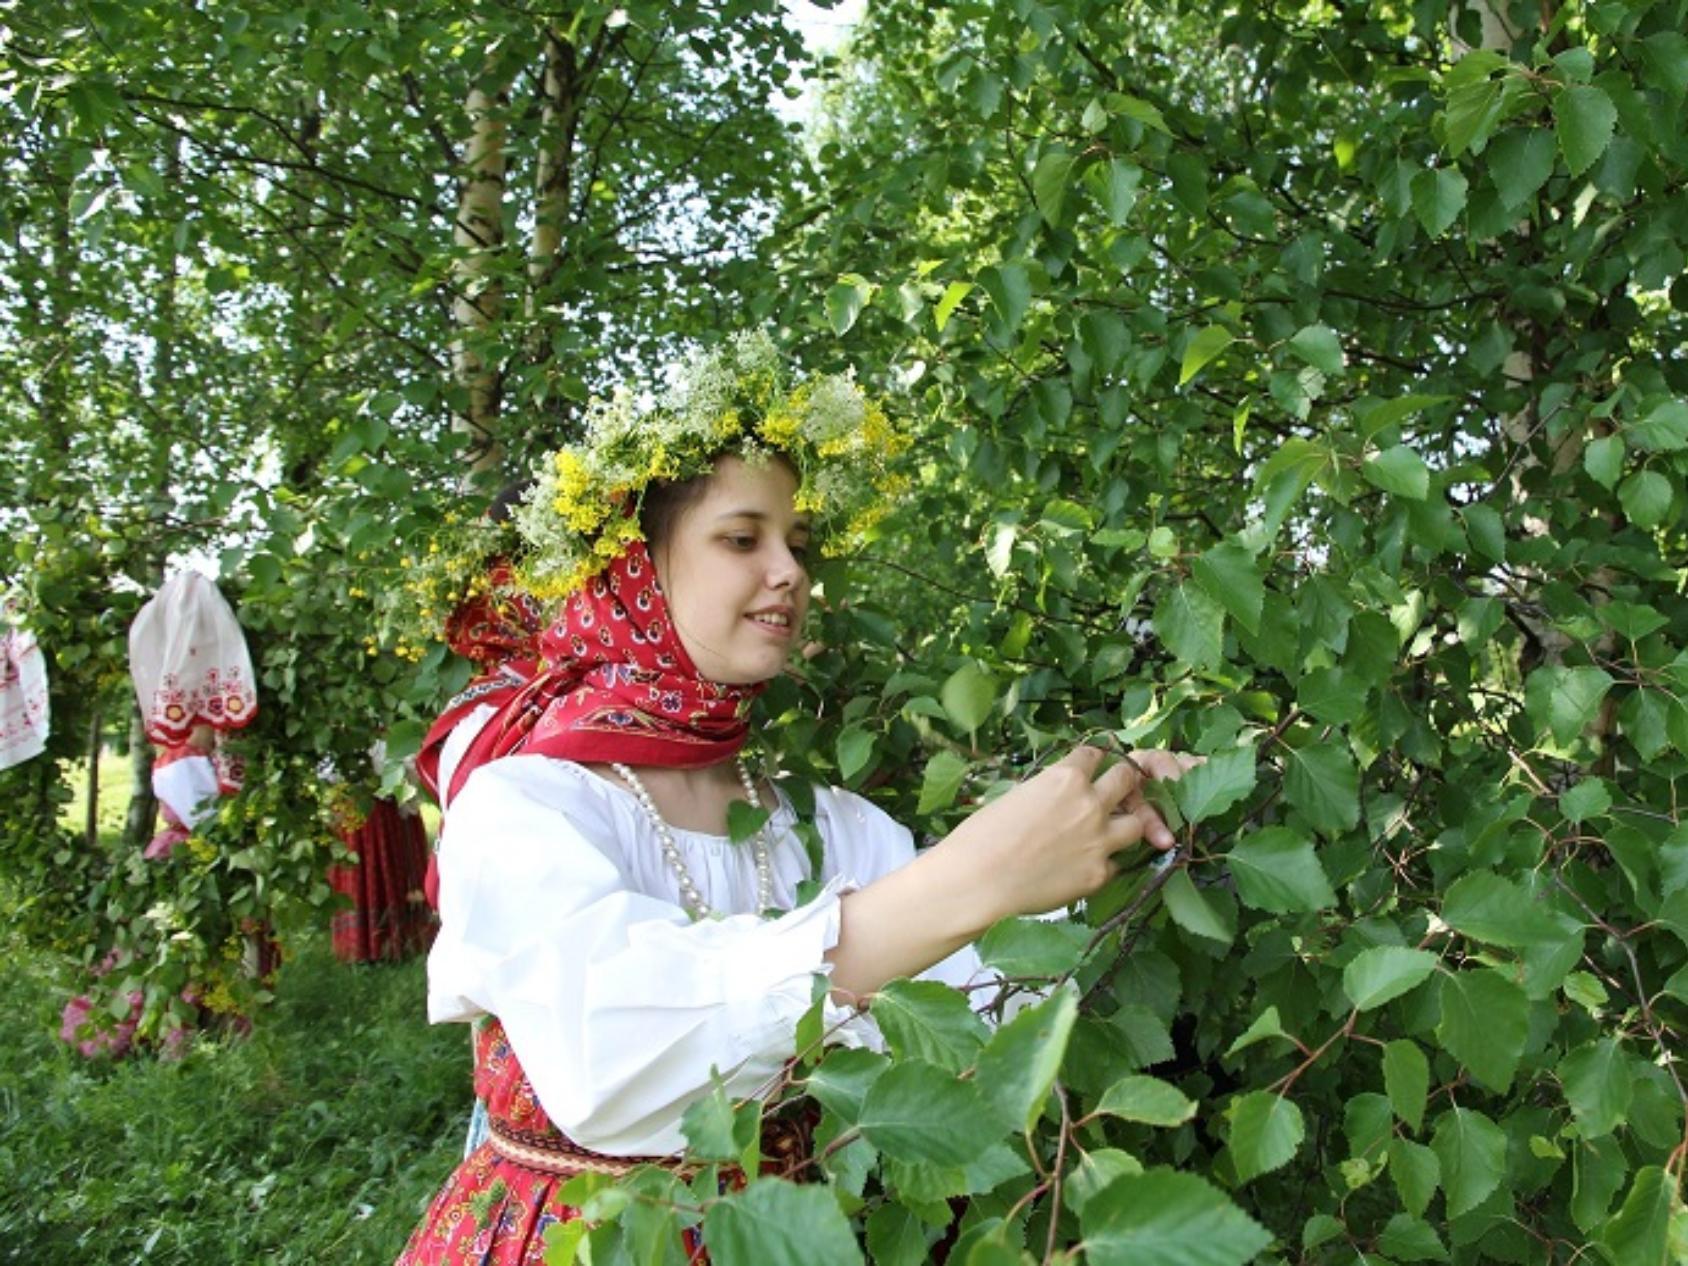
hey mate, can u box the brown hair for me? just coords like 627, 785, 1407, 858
638, 453, 802, 555
638, 476, 712, 556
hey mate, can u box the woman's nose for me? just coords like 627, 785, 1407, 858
767, 545, 803, 588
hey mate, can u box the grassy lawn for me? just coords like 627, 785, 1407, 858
60, 749, 137, 842
0, 918, 467, 1263
1, 748, 467, 1261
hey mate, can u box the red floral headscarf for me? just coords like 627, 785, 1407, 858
433, 541, 761, 808
415, 560, 545, 802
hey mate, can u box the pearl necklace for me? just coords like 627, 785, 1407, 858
610, 756, 775, 918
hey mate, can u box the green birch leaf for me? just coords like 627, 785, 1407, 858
1281, 742, 1361, 835
1487, 128, 1557, 208
1437, 969, 1528, 1091
1598, 1166, 1676, 1266
805, 1047, 888, 1124
1227, 1092, 1305, 1182
1295, 665, 1359, 725
974, 985, 1078, 1132
1064, 1149, 1144, 1216
703, 1179, 865, 1266
1410, 167, 1467, 237
1430, 1106, 1508, 1217
917, 750, 969, 814
1081, 310, 1131, 374
940, 661, 997, 736
1094, 1075, 1198, 1127
825, 279, 869, 336
1106, 1006, 1177, 1069
1114, 93, 1171, 134
1354, 392, 1453, 439
978, 262, 1031, 331
1575, 1136, 1631, 1233
1525, 665, 1616, 746
836, 726, 875, 782
1179, 325, 1235, 386
1343, 946, 1440, 1010
1444, 78, 1501, 158
680, 1080, 752, 1161
726, 800, 771, 843
1389, 1138, 1442, 1217
1080, 1169, 1272, 1266
976, 917, 1089, 977
864, 1204, 929, 1266
1226, 827, 1336, 913
858, 1060, 1003, 1165
1161, 868, 1232, 943
1287, 324, 1345, 374
1560, 777, 1611, 823
1619, 469, 1673, 528
1032, 150, 1078, 225
1303, 1215, 1345, 1251
1559, 1040, 1634, 1138
1383, 1039, 1430, 1133
1555, 84, 1617, 177
1089, 158, 1143, 226
384, 719, 427, 761
1641, 31, 1688, 97
1191, 542, 1264, 634
1378, 1213, 1450, 1263
1584, 434, 1625, 489
1628, 399, 1688, 452
1173, 745, 1258, 824
1224, 1005, 1293, 1057
933, 280, 973, 332
1441, 870, 1564, 946
1154, 582, 1226, 671
1462, 502, 1507, 561
871, 979, 987, 1072
1363, 444, 1431, 499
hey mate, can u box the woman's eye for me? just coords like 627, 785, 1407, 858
790, 542, 811, 562
725, 534, 756, 550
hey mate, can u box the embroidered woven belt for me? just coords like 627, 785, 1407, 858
486, 1119, 663, 1178
485, 1105, 818, 1180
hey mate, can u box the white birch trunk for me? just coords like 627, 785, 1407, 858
452, 78, 510, 473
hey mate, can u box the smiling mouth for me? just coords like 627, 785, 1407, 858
748, 612, 792, 630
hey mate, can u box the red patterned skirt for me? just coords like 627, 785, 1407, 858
329, 799, 434, 963
396, 1019, 812, 1265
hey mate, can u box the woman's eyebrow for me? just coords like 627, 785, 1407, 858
713, 509, 813, 531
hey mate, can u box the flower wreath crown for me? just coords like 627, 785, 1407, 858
512, 331, 912, 601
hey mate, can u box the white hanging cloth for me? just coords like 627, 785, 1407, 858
128, 572, 258, 744
0, 625, 50, 771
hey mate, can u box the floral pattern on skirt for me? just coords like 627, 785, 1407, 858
395, 1019, 707, 1266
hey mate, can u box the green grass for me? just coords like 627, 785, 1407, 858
0, 928, 469, 1264
60, 749, 136, 846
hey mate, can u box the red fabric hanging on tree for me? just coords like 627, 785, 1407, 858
327, 797, 434, 963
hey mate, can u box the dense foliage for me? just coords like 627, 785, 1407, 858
717, 1, 1688, 1262
0, 0, 809, 1037
5, 0, 1688, 1262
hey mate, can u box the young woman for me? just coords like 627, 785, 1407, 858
395, 339, 1188, 1264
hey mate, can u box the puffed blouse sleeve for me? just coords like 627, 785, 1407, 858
427, 757, 916, 1157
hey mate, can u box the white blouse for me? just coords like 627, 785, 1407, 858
427, 754, 986, 1157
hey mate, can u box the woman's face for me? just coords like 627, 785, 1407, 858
653, 456, 812, 685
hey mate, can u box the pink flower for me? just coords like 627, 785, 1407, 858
59, 990, 143, 1060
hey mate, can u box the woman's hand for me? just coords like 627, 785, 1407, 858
938, 745, 1194, 923
825, 744, 1196, 1000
